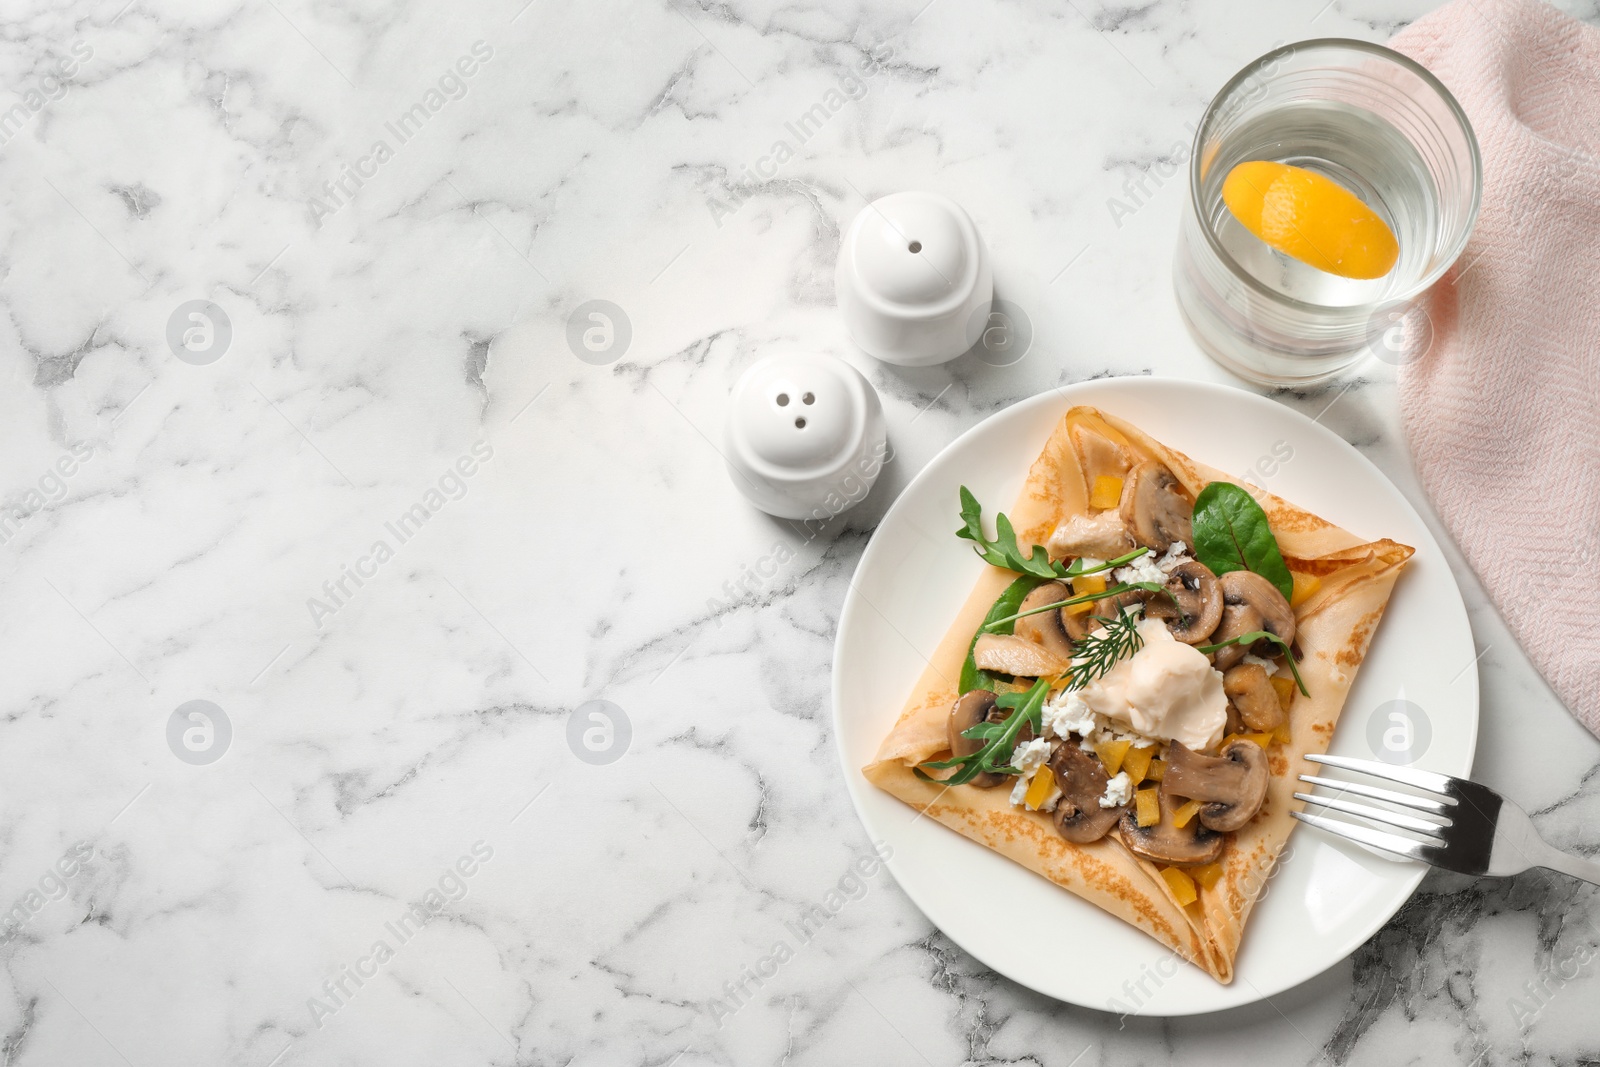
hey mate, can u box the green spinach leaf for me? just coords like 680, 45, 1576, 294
1190, 482, 1293, 602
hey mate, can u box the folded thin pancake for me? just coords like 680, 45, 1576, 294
863, 405, 1413, 983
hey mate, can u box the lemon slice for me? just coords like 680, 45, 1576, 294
1222, 160, 1399, 280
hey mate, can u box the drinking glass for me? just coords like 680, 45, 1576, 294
1174, 40, 1481, 385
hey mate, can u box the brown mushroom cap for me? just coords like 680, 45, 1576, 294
1209, 603, 1262, 670
947, 690, 1035, 789
1210, 570, 1295, 669
1048, 742, 1125, 843
1116, 788, 1224, 867
1160, 740, 1269, 833
1119, 461, 1194, 553
1014, 582, 1076, 663
1144, 560, 1223, 644
1066, 560, 1222, 646
1223, 662, 1283, 732
948, 690, 1004, 788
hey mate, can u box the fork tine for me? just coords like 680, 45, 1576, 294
1292, 810, 1444, 863
1297, 774, 1456, 815
1294, 791, 1448, 836
1304, 753, 1454, 795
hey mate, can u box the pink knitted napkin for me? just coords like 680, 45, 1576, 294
1391, 0, 1600, 736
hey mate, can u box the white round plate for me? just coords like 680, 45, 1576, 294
832, 376, 1477, 1016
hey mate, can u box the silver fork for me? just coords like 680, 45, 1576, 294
1292, 753, 1600, 886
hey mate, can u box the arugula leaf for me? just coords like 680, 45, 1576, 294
960, 574, 1045, 693
956, 487, 1061, 580
1065, 547, 1149, 576
980, 581, 1164, 633
916, 678, 1050, 786
1190, 482, 1294, 602
1196, 629, 1310, 696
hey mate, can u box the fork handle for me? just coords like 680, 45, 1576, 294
1538, 844, 1600, 887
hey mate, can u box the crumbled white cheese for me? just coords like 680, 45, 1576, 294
1042, 689, 1097, 740
1081, 718, 1150, 751
1076, 557, 1105, 574
1006, 738, 1054, 807
1011, 737, 1053, 775
1100, 771, 1134, 808
1157, 541, 1191, 573
1037, 784, 1063, 812
1114, 553, 1167, 586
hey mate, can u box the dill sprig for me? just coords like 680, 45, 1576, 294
1065, 607, 1145, 691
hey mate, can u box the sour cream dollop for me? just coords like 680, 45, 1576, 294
1078, 618, 1227, 751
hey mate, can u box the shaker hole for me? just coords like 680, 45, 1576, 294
908, 241, 922, 253
802, 392, 815, 405
795, 417, 807, 429
777, 393, 789, 406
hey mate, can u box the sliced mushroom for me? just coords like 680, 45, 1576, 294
1117, 788, 1224, 867
946, 690, 1032, 789
1160, 740, 1269, 833
1062, 586, 1146, 643
1143, 560, 1222, 644
972, 633, 1070, 678
1065, 560, 1221, 645
1119, 461, 1193, 553
1013, 582, 1075, 663
1046, 511, 1136, 560
1223, 662, 1282, 732
1210, 570, 1296, 670
1048, 742, 1125, 843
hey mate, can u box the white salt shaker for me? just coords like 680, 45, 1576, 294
723, 352, 888, 521
835, 190, 993, 366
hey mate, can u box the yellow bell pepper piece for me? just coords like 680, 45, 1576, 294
1171, 798, 1204, 829
1089, 475, 1124, 510
1024, 765, 1056, 809
1221, 732, 1272, 751
1096, 739, 1132, 777
1270, 675, 1296, 711
1065, 572, 1106, 617
1191, 862, 1225, 890
1290, 571, 1322, 608
1273, 719, 1292, 745
1145, 758, 1166, 783
1135, 788, 1161, 828
1121, 744, 1155, 784
1160, 866, 1198, 907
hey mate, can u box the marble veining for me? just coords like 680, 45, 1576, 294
0, 0, 1596, 1064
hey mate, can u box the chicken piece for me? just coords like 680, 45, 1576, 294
1046, 511, 1136, 561
972, 633, 1070, 678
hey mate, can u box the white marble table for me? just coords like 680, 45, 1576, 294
4, 0, 1598, 1063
